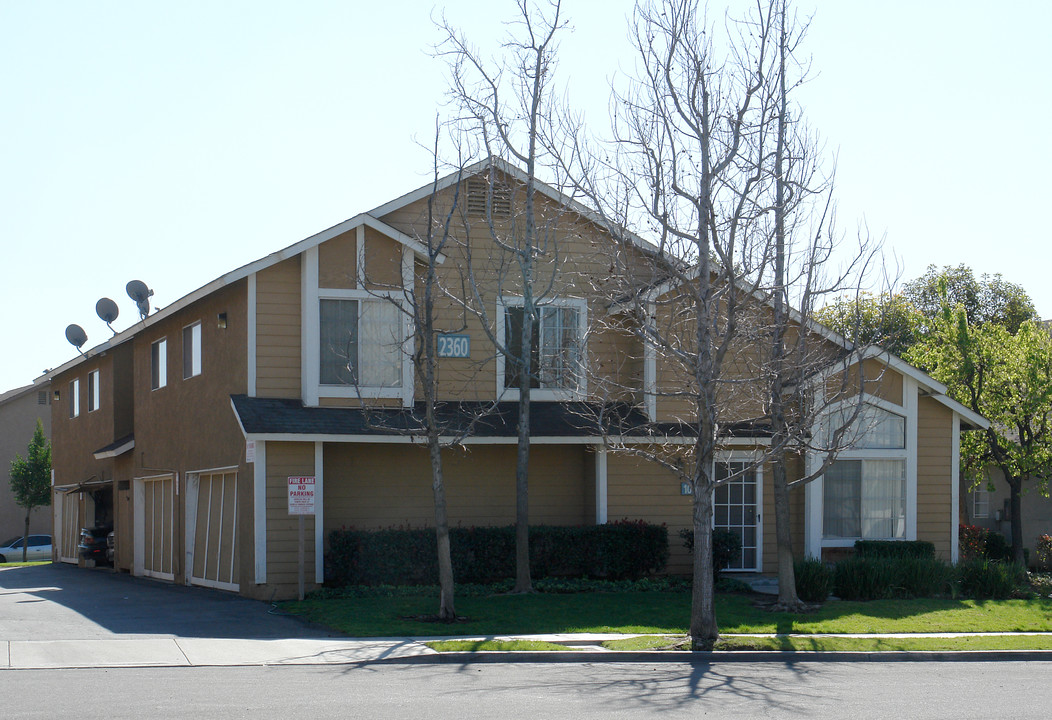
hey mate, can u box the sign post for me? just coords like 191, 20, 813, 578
287, 476, 316, 601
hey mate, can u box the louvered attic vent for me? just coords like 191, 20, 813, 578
466, 178, 512, 218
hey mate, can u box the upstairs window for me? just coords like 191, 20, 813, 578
503, 301, 584, 392
826, 403, 906, 450
183, 322, 202, 379
319, 298, 402, 388
69, 378, 80, 418
151, 338, 167, 390
973, 485, 990, 519
87, 370, 100, 412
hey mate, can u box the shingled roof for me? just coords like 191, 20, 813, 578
230, 395, 771, 441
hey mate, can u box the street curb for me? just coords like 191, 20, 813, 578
366, 649, 1052, 664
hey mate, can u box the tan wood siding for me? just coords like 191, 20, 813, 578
322, 444, 589, 537
917, 396, 954, 559
318, 231, 357, 289
256, 257, 302, 397
265, 442, 316, 591
362, 227, 402, 289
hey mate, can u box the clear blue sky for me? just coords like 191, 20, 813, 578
2, 1, 1049, 389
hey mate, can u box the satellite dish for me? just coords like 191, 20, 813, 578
126, 280, 154, 320
65, 324, 88, 354
96, 297, 120, 335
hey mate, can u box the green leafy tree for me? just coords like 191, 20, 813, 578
815, 292, 923, 357
908, 306, 1052, 562
903, 264, 1037, 335
9, 419, 52, 562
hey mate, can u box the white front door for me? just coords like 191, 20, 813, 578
714, 460, 762, 571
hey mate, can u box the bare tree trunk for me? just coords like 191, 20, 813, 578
690, 482, 718, 649
769, 0, 802, 610
429, 434, 455, 618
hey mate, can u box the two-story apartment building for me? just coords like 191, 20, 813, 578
45, 160, 987, 599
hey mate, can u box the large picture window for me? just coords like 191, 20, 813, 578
503, 302, 583, 392
319, 298, 401, 388
823, 459, 906, 539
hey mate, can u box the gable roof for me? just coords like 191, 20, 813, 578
370, 157, 661, 256
40, 213, 442, 382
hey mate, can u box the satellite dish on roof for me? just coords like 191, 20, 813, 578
95, 297, 119, 335
65, 324, 88, 355
126, 280, 154, 320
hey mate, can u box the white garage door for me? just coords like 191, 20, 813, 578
187, 471, 238, 592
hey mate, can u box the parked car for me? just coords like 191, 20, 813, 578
0, 534, 53, 563
78, 526, 112, 566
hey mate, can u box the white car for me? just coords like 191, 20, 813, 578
0, 534, 52, 563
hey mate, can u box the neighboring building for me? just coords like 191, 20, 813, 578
44, 160, 987, 599
965, 469, 1052, 562
0, 381, 52, 542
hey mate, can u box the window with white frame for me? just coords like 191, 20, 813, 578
502, 299, 584, 393
822, 402, 908, 540
87, 369, 100, 412
972, 485, 990, 519
183, 322, 202, 379
69, 378, 80, 418
319, 297, 402, 388
151, 338, 167, 390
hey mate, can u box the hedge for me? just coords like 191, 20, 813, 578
853, 539, 935, 559
325, 520, 668, 587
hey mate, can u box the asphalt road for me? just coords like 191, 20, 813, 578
1, 660, 1048, 719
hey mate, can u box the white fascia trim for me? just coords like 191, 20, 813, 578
904, 376, 919, 541
401, 245, 415, 408
595, 445, 608, 524
644, 302, 657, 421
951, 413, 961, 563
247, 272, 257, 396
240, 432, 761, 446
302, 247, 320, 406
367, 157, 659, 256
253, 440, 267, 584
314, 441, 324, 584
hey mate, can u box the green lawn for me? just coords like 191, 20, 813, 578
282, 590, 1052, 638
603, 634, 1052, 652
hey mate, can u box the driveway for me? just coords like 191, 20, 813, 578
0, 562, 336, 642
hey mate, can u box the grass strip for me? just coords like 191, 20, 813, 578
602, 634, 1052, 652
283, 591, 1052, 638
427, 639, 578, 652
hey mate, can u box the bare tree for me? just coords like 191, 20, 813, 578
436, 0, 573, 593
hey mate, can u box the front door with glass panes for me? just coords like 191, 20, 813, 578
713, 460, 761, 571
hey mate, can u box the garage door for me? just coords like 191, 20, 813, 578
137, 475, 175, 580
188, 471, 238, 592
57, 490, 80, 564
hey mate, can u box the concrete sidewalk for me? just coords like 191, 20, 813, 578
4, 632, 1052, 669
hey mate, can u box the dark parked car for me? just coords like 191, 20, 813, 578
78, 526, 112, 565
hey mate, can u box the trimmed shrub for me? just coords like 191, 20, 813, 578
959, 524, 987, 560
984, 531, 1012, 562
833, 557, 897, 601
1037, 534, 1052, 572
794, 558, 834, 603
854, 540, 935, 560
325, 521, 668, 587
959, 524, 1012, 562
955, 559, 1027, 599
895, 558, 953, 598
679, 527, 742, 577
